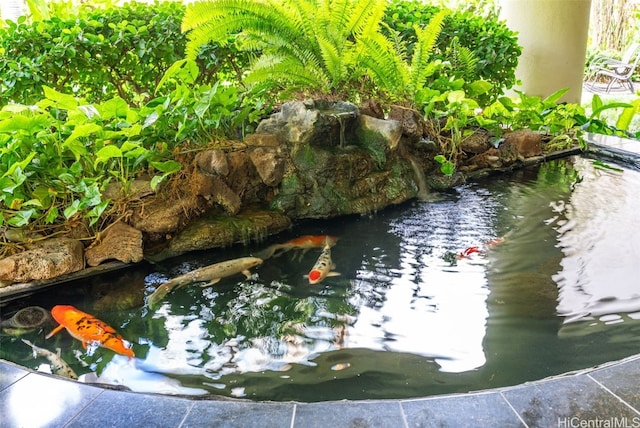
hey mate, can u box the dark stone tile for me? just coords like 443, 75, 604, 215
0, 372, 102, 428
293, 401, 403, 428
66, 389, 192, 428
0, 361, 28, 391
502, 375, 639, 428
182, 400, 295, 428
589, 357, 640, 411
402, 393, 525, 428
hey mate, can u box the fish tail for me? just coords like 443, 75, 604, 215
254, 244, 284, 260
104, 337, 135, 358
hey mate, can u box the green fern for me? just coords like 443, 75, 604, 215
408, 10, 448, 97
448, 36, 479, 81
181, 0, 447, 104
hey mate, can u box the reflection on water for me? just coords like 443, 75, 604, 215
552, 157, 640, 326
2, 156, 640, 401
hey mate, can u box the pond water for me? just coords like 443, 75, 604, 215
2, 155, 640, 402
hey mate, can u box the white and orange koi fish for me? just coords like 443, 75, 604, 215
305, 238, 340, 284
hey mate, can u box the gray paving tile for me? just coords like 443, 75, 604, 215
402, 392, 525, 428
66, 389, 192, 428
293, 401, 404, 428
502, 375, 639, 428
0, 372, 102, 428
589, 357, 640, 411
182, 400, 295, 428
0, 361, 28, 391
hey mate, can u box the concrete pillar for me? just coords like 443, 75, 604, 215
1, 0, 26, 22
499, 0, 592, 103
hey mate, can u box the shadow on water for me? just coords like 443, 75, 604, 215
2, 155, 640, 401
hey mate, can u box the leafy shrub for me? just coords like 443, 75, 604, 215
0, 61, 270, 233
383, 0, 521, 104
0, 1, 248, 106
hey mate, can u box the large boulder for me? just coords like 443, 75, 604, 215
85, 221, 144, 267
0, 238, 84, 284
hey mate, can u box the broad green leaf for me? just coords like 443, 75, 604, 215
3, 153, 35, 179
99, 97, 130, 120
7, 209, 36, 227
65, 123, 103, 144
542, 88, 569, 105
467, 80, 493, 97
42, 86, 78, 110
45, 206, 59, 224
63, 200, 81, 219
87, 200, 110, 226
95, 145, 123, 166
591, 94, 603, 113
616, 99, 640, 131
590, 102, 632, 120
150, 160, 182, 173
0, 114, 49, 134
155, 59, 200, 93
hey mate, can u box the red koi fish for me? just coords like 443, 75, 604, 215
458, 237, 505, 260
46, 305, 135, 359
256, 235, 339, 260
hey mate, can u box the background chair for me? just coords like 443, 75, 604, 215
584, 42, 640, 93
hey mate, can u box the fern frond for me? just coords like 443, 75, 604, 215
247, 54, 330, 91
347, 0, 387, 38
449, 37, 479, 80
183, 0, 310, 59
357, 33, 407, 97
316, 34, 347, 85
409, 9, 448, 95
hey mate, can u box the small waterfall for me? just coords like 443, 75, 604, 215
408, 156, 431, 201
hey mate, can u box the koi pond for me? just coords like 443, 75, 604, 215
2, 154, 640, 402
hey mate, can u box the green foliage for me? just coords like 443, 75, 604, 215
480, 89, 640, 145
0, 1, 248, 106
382, 0, 521, 104
183, 0, 397, 101
181, 0, 453, 104
0, 63, 270, 232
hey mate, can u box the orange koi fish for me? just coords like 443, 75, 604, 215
305, 238, 341, 284
457, 237, 505, 260
256, 235, 339, 260
46, 305, 135, 359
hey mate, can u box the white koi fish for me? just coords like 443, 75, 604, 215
21, 339, 78, 380
305, 239, 340, 284
147, 256, 263, 307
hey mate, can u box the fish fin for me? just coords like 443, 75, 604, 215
327, 272, 341, 277
241, 269, 252, 279
81, 341, 89, 350
45, 324, 65, 339
254, 244, 281, 260
199, 278, 221, 288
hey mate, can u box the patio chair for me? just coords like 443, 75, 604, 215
584, 42, 640, 93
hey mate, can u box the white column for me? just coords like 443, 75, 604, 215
1, 0, 26, 22
500, 0, 592, 103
